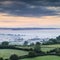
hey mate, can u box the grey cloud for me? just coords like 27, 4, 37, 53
0, 0, 60, 17
0, 0, 60, 6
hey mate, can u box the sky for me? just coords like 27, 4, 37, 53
0, 0, 60, 28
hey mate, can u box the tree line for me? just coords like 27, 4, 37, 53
42, 36, 60, 45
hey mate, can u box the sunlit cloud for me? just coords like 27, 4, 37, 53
0, 13, 60, 28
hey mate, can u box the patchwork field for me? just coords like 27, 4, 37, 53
0, 49, 28, 59
41, 44, 60, 48
0, 44, 60, 59
41, 44, 60, 52
16, 44, 60, 52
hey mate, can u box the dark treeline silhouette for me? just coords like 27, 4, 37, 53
42, 36, 60, 45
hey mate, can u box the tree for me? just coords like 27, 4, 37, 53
0, 57, 3, 60
35, 42, 41, 45
34, 42, 41, 52
5, 59, 8, 60
43, 38, 57, 45
9, 54, 19, 60
56, 48, 60, 56
1, 41, 9, 46
56, 36, 60, 43
49, 39, 57, 44
30, 43, 35, 46
28, 51, 36, 57
56, 36, 60, 40
23, 41, 28, 46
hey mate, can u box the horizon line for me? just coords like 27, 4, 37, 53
0, 27, 60, 30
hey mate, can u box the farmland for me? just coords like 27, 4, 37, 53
0, 49, 28, 59
0, 44, 60, 60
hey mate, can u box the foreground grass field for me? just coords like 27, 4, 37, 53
22, 56, 60, 60
0, 49, 28, 59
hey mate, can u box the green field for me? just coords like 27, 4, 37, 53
17, 44, 60, 52
0, 44, 60, 59
41, 48, 54, 52
22, 56, 60, 60
0, 49, 28, 59
41, 44, 60, 48
41, 44, 60, 52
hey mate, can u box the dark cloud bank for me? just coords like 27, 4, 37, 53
0, 0, 60, 17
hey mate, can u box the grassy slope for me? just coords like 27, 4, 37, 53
41, 44, 60, 48
17, 44, 60, 52
18, 45, 60, 60
41, 44, 60, 52
0, 49, 28, 59
22, 56, 60, 60
0, 44, 60, 59
41, 48, 54, 52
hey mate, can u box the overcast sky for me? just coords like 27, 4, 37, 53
0, 0, 60, 28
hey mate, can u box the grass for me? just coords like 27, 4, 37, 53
41, 44, 60, 48
0, 49, 28, 59
22, 56, 60, 60
0, 44, 60, 59
41, 44, 60, 52
41, 48, 55, 52
16, 44, 60, 52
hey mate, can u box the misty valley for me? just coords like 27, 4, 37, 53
0, 29, 60, 45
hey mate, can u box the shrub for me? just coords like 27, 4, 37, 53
55, 48, 60, 56
0, 57, 3, 60
23, 41, 28, 46
9, 54, 19, 60
28, 51, 37, 57
29, 48, 33, 51
46, 48, 60, 55
5, 59, 8, 60
33, 42, 41, 53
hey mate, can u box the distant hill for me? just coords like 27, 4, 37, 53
0, 28, 60, 30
